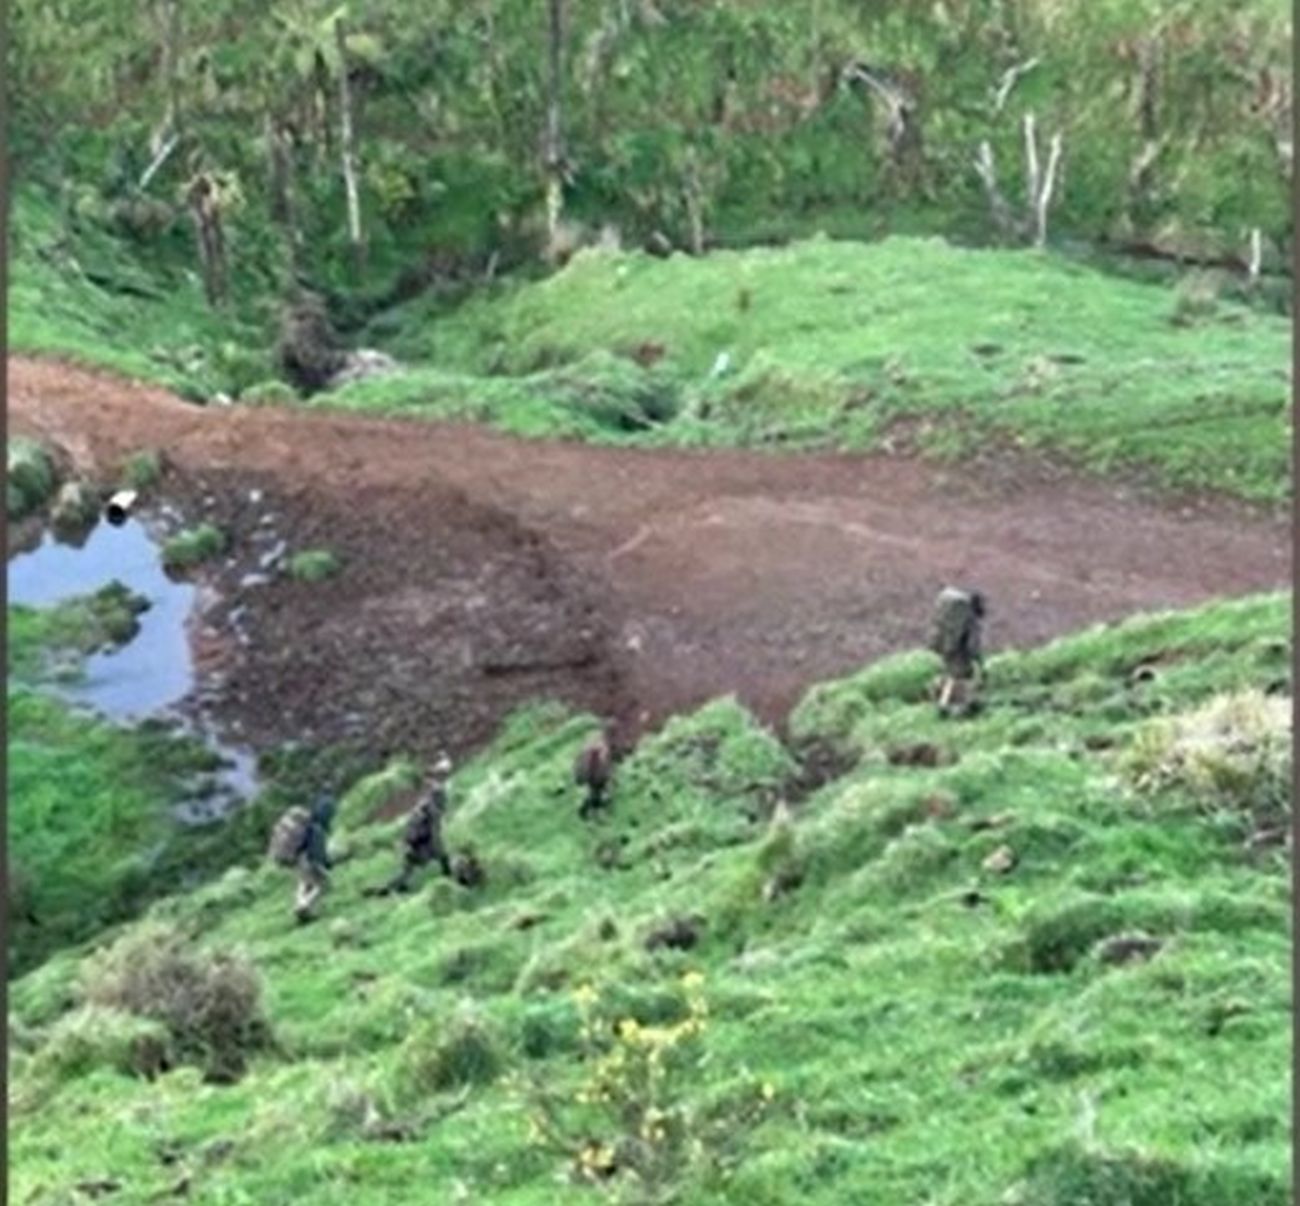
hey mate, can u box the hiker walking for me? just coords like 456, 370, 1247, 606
575, 725, 615, 820
268, 793, 337, 924
929, 586, 986, 718
366, 755, 455, 895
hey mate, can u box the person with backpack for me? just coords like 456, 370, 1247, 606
574, 725, 615, 820
929, 586, 987, 718
268, 792, 337, 923
364, 755, 455, 896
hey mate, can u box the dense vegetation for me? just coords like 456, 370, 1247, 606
12, 0, 1292, 296
8, 593, 1291, 1203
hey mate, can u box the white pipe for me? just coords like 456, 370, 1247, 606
105, 489, 139, 526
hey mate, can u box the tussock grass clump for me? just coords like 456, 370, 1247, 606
161, 523, 225, 569
80, 923, 270, 1081
393, 1011, 504, 1102
25, 1005, 173, 1087
1169, 270, 1224, 327
1123, 689, 1291, 824
288, 548, 341, 582
120, 449, 162, 490
8, 437, 56, 519
241, 379, 299, 407
1009, 1141, 1290, 1206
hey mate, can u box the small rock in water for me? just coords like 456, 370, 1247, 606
248, 489, 264, 504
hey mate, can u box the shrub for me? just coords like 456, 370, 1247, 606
288, 549, 341, 582
27, 1005, 173, 1085
162, 523, 226, 570
241, 379, 300, 407
1123, 690, 1291, 825
511, 973, 775, 1197
393, 1010, 504, 1102
1169, 271, 1223, 327
7, 437, 56, 519
1009, 1141, 1289, 1206
121, 449, 163, 490
79, 923, 270, 1081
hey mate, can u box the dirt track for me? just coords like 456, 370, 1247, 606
7, 356, 1291, 762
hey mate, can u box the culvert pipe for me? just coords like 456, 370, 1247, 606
105, 489, 139, 526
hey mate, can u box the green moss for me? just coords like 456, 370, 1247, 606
161, 524, 226, 570
287, 549, 341, 582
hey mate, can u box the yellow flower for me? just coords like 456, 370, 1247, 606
616, 1017, 641, 1041
681, 970, 705, 990
761, 1081, 776, 1101
573, 983, 598, 1007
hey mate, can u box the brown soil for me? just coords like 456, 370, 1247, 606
7, 355, 1291, 764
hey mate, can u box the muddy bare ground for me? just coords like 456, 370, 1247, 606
7, 356, 1291, 764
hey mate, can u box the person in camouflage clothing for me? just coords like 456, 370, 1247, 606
268, 793, 338, 924
574, 725, 615, 820
929, 586, 986, 718
366, 755, 455, 895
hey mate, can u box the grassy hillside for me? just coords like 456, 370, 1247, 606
10, 194, 1291, 505
348, 236, 1291, 503
6, 590, 371, 979
10, 592, 1290, 1204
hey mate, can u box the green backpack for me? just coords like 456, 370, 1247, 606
267, 806, 312, 867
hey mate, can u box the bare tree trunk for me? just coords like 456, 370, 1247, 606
187, 175, 227, 306
265, 112, 301, 270
1247, 228, 1262, 288
683, 148, 705, 255
544, 0, 566, 250
1023, 112, 1039, 212
973, 141, 1016, 239
160, 0, 183, 138
335, 18, 364, 279
1033, 131, 1062, 249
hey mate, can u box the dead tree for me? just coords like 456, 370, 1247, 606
543, 0, 567, 256
1247, 227, 1263, 290
843, 61, 926, 195
185, 171, 229, 305
334, 17, 364, 279
973, 112, 1063, 249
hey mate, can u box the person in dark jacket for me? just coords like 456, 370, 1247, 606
366, 755, 455, 895
575, 726, 615, 820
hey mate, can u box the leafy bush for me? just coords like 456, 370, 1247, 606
288, 548, 341, 582
79, 923, 270, 1081
7, 437, 56, 519
512, 973, 774, 1198
162, 523, 226, 570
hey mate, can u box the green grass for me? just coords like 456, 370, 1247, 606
161, 524, 226, 571
287, 550, 342, 583
9, 592, 1290, 1203
12, 183, 1289, 505
7, 190, 275, 402
348, 237, 1290, 503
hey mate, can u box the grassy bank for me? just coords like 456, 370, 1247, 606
10, 592, 1290, 1203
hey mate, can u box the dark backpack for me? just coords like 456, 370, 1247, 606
574, 740, 609, 788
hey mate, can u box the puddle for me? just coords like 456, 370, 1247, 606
9, 517, 196, 717
8, 514, 261, 819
